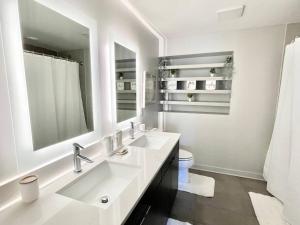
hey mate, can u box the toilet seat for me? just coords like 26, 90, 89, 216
179, 149, 193, 161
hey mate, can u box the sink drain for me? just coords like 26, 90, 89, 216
100, 195, 109, 204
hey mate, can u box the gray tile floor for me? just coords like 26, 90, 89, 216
170, 170, 270, 225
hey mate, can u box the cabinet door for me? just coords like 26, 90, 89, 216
124, 141, 179, 225
170, 142, 179, 204
124, 174, 160, 225
124, 202, 150, 225
144, 149, 178, 225
163, 165, 174, 215
142, 184, 165, 225
142, 176, 164, 225
162, 141, 179, 216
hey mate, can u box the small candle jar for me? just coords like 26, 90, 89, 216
19, 175, 39, 203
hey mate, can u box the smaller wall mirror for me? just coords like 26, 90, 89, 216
114, 43, 137, 123
144, 72, 157, 105
19, 0, 94, 150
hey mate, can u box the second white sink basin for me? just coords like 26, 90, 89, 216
57, 161, 140, 209
129, 134, 169, 150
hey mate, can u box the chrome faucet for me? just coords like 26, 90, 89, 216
129, 121, 135, 139
73, 143, 93, 173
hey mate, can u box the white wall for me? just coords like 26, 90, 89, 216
0, 0, 159, 184
0, 22, 18, 183
165, 25, 285, 179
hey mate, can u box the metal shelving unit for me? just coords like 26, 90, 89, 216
117, 90, 136, 94
160, 110, 229, 115
117, 100, 136, 104
158, 62, 225, 70
116, 68, 136, 72
161, 76, 231, 81
115, 58, 136, 113
160, 101, 230, 107
116, 79, 136, 82
160, 90, 232, 94
159, 51, 234, 114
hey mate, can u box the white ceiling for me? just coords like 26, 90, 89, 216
128, 0, 300, 38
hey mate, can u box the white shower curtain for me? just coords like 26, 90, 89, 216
264, 38, 300, 225
24, 52, 87, 149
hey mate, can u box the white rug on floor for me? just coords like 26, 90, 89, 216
167, 218, 192, 225
249, 192, 290, 225
178, 173, 215, 197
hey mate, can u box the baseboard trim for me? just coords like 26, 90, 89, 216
191, 164, 264, 181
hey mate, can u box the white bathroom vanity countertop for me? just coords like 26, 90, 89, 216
0, 131, 180, 225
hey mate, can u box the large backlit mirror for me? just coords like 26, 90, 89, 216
19, 0, 94, 150
114, 43, 137, 123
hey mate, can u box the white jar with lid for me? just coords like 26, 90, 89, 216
19, 175, 39, 203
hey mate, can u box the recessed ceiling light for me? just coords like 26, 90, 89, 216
217, 5, 245, 21
25, 36, 39, 41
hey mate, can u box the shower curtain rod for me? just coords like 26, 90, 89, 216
23, 50, 83, 65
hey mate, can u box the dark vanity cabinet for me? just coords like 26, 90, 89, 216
124, 142, 179, 225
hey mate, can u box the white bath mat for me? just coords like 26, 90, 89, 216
167, 218, 192, 225
249, 192, 289, 225
178, 173, 215, 197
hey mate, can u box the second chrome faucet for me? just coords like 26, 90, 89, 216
129, 121, 135, 139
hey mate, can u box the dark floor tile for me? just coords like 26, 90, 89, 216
170, 191, 196, 224
170, 170, 268, 225
239, 177, 270, 196
193, 204, 259, 225
170, 203, 194, 224
189, 169, 218, 178
176, 190, 198, 203
196, 191, 256, 217
245, 217, 260, 225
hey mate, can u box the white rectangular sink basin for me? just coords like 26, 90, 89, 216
129, 135, 169, 150
57, 161, 140, 209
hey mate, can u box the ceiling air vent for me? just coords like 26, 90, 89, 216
217, 5, 245, 20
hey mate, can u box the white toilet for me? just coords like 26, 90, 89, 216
179, 149, 194, 184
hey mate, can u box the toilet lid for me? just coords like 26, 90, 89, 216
179, 149, 193, 160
